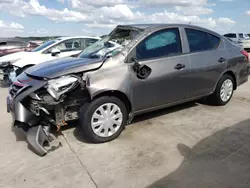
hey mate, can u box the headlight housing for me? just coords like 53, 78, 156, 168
47, 75, 79, 101
0, 61, 10, 67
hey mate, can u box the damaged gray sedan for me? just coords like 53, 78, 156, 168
7, 24, 249, 156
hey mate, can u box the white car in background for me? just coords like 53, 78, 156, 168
242, 39, 250, 53
224, 33, 250, 52
0, 36, 102, 83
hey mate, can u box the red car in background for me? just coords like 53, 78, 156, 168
0, 38, 39, 57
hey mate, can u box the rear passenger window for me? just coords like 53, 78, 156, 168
185, 28, 220, 53
136, 28, 182, 60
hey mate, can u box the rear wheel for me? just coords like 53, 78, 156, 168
79, 96, 127, 143
211, 74, 234, 106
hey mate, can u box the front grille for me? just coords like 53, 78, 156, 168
9, 82, 30, 97
10, 83, 23, 97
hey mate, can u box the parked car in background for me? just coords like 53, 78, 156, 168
0, 36, 110, 84
7, 24, 249, 156
224, 37, 243, 47
224, 33, 250, 52
224, 33, 249, 43
0, 38, 39, 57
242, 40, 250, 53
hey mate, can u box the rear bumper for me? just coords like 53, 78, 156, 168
237, 62, 250, 87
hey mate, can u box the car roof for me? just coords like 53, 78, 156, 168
57, 36, 101, 40
224, 33, 248, 35
37, 36, 101, 53
123, 23, 206, 29
121, 23, 221, 36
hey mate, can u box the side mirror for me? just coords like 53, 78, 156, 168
131, 57, 140, 72
51, 49, 61, 56
131, 57, 151, 80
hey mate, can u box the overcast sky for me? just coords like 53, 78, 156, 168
0, 0, 249, 37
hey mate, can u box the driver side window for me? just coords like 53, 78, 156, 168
47, 39, 82, 53
136, 28, 182, 61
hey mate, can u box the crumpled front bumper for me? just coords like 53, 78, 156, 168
7, 74, 61, 156
7, 95, 50, 156
7, 94, 39, 126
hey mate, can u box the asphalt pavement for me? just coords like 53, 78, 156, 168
0, 79, 250, 188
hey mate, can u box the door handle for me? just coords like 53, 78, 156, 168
218, 57, 227, 63
174, 64, 186, 70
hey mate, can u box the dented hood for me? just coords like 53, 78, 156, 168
26, 57, 103, 79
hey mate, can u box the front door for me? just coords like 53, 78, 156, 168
130, 28, 191, 112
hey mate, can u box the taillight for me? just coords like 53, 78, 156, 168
241, 50, 249, 62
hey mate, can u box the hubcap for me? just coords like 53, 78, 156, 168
91, 103, 123, 137
220, 79, 233, 102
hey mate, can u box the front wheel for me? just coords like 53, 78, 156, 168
79, 96, 128, 143
211, 74, 234, 106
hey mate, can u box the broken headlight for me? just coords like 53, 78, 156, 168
0, 58, 21, 67
47, 75, 79, 101
0, 61, 10, 67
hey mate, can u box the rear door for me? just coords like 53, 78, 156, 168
184, 28, 227, 97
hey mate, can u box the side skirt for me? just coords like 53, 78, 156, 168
133, 93, 211, 116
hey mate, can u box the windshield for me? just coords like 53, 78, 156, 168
31, 40, 56, 52
79, 28, 142, 59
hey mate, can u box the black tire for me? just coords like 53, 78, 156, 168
210, 74, 234, 106
79, 96, 128, 143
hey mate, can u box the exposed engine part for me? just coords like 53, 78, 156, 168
80, 80, 86, 90
40, 107, 50, 115
29, 100, 40, 116
64, 105, 80, 121
29, 92, 41, 100
55, 104, 67, 131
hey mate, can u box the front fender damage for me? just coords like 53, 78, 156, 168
8, 76, 65, 156
84, 72, 135, 124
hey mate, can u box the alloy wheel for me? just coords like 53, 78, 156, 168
220, 79, 233, 102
